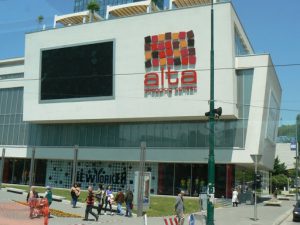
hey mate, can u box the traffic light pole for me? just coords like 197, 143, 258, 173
206, 1, 215, 225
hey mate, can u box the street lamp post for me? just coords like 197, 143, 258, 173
206, 1, 215, 225
296, 114, 300, 202
250, 154, 262, 221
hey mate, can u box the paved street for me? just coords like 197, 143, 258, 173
280, 213, 299, 225
0, 188, 296, 225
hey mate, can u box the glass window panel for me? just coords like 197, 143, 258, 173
92, 126, 101, 146
175, 164, 191, 195
0, 125, 4, 145
130, 124, 139, 146
79, 126, 88, 146
107, 125, 116, 146
157, 163, 174, 195
100, 125, 108, 146
1, 91, 8, 114
85, 125, 94, 146
0, 115, 4, 125
187, 123, 197, 147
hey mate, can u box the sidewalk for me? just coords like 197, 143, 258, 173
0, 188, 294, 225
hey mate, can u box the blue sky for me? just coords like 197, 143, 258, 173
0, 0, 299, 125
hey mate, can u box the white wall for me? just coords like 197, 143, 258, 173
0, 58, 26, 90
0, 4, 282, 168
23, 4, 238, 123
276, 143, 296, 170
234, 54, 282, 169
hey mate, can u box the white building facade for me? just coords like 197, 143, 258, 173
0, 2, 281, 197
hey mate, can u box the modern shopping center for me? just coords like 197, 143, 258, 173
0, 1, 281, 198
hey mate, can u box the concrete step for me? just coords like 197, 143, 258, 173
6, 188, 25, 194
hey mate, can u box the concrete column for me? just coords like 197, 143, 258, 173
29, 147, 36, 187
0, 148, 5, 187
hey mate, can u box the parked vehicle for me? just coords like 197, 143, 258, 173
293, 201, 300, 222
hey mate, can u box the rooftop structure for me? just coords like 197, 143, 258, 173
54, 10, 103, 28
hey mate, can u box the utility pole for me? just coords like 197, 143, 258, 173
206, 1, 215, 224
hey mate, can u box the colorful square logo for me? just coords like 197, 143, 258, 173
144, 30, 196, 69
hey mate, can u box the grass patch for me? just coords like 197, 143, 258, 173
140, 196, 199, 217
2, 184, 88, 203
3, 184, 200, 217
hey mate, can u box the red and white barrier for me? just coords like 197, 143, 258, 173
164, 217, 178, 225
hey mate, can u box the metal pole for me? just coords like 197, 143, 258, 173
296, 116, 299, 202
0, 148, 6, 188
296, 143, 299, 202
29, 147, 36, 187
207, 1, 215, 224
137, 142, 146, 217
270, 172, 272, 195
254, 156, 258, 221
72, 145, 79, 186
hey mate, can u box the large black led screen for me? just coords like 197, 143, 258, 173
41, 41, 113, 100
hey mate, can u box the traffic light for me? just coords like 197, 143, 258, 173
253, 173, 262, 189
205, 107, 222, 118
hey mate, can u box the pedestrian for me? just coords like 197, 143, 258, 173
83, 186, 98, 221
104, 185, 114, 215
125, 188, 133, 217
273, 188, 278, 199
115, 188, 125, 215
95, 183, 105, 215
70, 183, 80, 208
27, 186, 39, 218
44, 186, 52, 218
232, 188, 239, 207
45, 186, 53, 207
175, 190, 185, 225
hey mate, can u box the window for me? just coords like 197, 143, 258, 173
235, 27, 249, 56
41, 41, 114, 101
266, 92, 279, 142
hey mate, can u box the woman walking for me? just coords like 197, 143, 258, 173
70, 183, 81, 208
104, 186, 114, 215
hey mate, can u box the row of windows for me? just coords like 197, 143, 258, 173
27, 120, 245, 147
0, 88, 29, 145
0, 73, 24, 80
0, 67, 253, 148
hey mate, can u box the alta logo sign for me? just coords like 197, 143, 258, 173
144, 30, 197, 94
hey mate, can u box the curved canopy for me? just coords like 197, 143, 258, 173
107, 0, 158, 18
54, 10, 103, 27
172, 0, 211, 8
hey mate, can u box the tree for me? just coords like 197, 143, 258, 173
277, 124, 296, 137
150, 0, 159, 12
272, 174, 288, 191
272, 156, 288, 176
87, 0, 100, 22
37, 15, 44, 30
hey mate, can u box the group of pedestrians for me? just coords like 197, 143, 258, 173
70, 183, 134, 221
27, 185, 53, 222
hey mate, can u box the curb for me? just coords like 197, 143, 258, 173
272, 209, 293, 225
